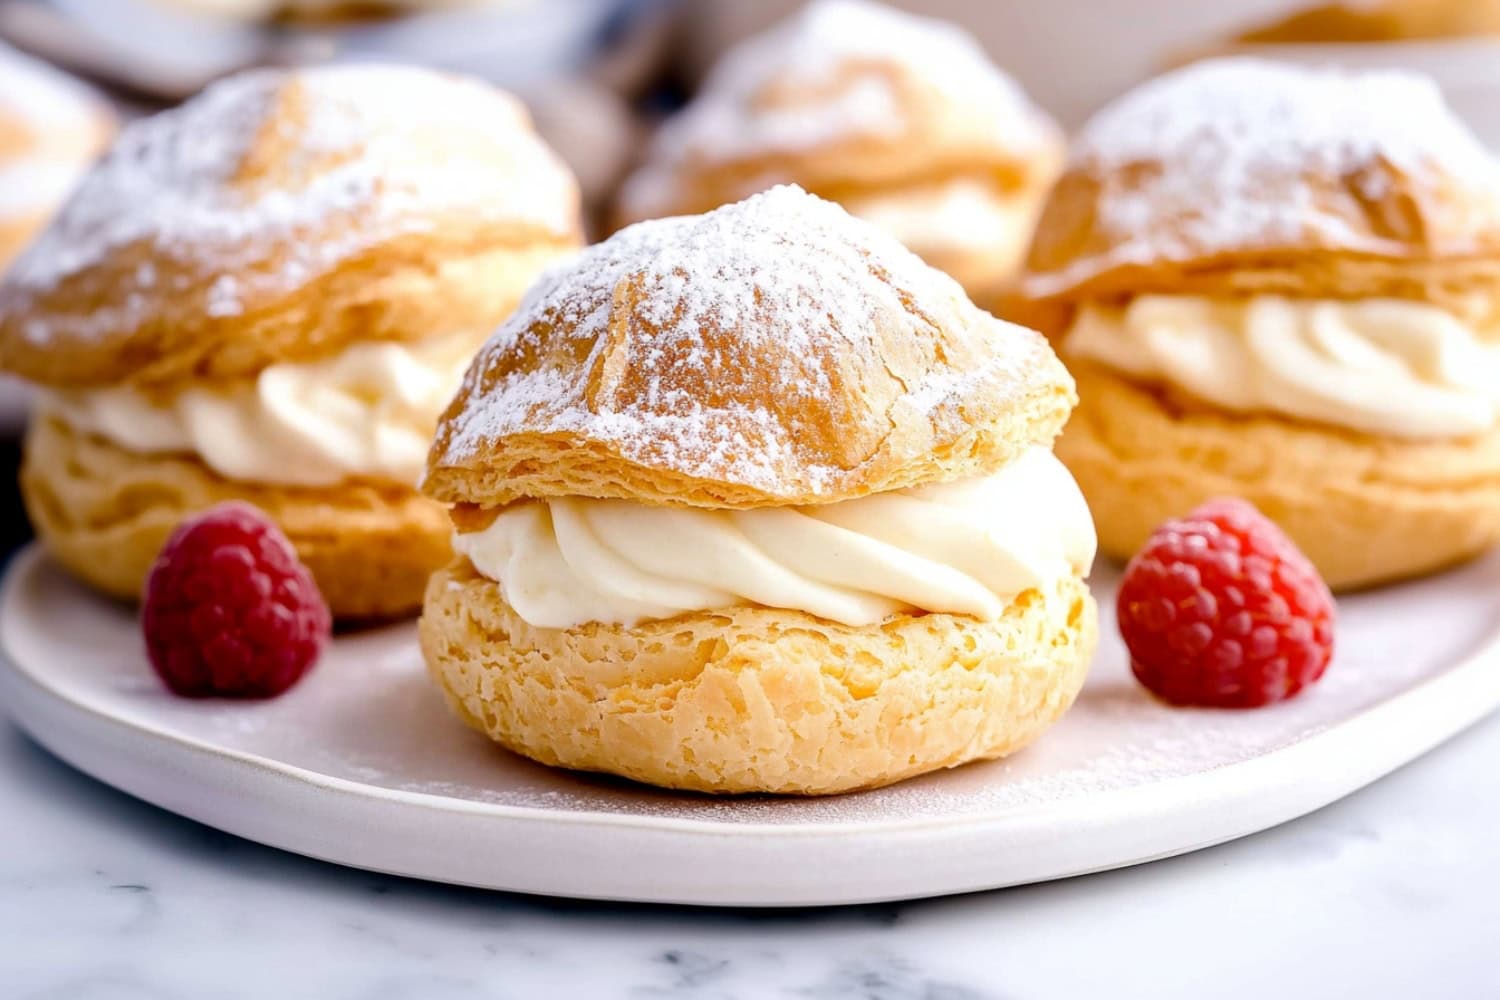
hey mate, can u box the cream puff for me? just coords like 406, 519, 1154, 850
0, 63, 582, 618
1230, 0, 1500, 44
613, 0, 1063, 303
1018, 58, 1500, 590
0, 42, 113, 275
419, 185, 1097, 795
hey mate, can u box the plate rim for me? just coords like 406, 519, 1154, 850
5, 544, 1500, 904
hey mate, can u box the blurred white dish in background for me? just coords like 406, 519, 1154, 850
44, 0, 632, 94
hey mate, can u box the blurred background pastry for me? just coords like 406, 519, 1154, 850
0, 38, 111, 479
1018, 58, 1500, 589
421, 186, 1096, 795
675, 1, 1298, 128
0, 0, 666, 222
1230, 0, 1500, 43
0, 63, 582, 618
615, 0, 1063, 301
1189, 0, 1500, 147
0, 40, 111, 276
6, 0, 1500, 570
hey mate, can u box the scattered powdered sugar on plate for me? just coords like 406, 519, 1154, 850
6, 62, 577, 334
0, 42, 109, 224
1038, 58, 1500, 290
17, 549, 1500, 829
435, 185, 1050, 499
620, 0, 1054, 216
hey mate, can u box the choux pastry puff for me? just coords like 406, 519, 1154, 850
0, 63, 582, 618
1231, 0, 1500, 44
0, 41, 113, 275
1016, 58, 1500, 590
614, 0, 1063, 304
420, 185, 1098, 795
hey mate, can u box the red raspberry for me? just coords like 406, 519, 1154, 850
1117, 498, 1335, 708
142, 501, 331, 698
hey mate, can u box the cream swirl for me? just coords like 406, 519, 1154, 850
844, 178, 1040, 259
39, 330, 480, 488
1065, 295, 1500, 438
455, 447, 1096, 629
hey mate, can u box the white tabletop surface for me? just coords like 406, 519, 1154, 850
0, 705, 1495, 999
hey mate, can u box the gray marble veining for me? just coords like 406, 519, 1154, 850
1, 714, 1496, 1000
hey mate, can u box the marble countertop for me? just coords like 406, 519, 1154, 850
0, 712, 1495, 999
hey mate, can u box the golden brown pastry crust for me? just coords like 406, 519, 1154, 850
1023, 165, 1500, 314
627, 160, 1060, 308
1059, 363, 1500, 590
615, 54, 1060, 228
0, 65, 582, 390
620, 123, 1056, 230
611, 2, 1062, 302
420, 557, 1096, 795
1019, 60, 1500, 312
1232, 0, 1500, 44
3, 240, 574, 391
22, 417, 451, 619
424, 189, 1076, 510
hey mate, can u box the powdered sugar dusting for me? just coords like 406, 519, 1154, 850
435, 185, 1050, 498
620, 0, 1054, 217
19, 547, 1500, 833
6, 63, 577, 336
1039, 58, 1500, 290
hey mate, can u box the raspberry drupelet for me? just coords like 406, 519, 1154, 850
1118, 498, 1336, 708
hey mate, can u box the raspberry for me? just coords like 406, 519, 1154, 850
1117, 498, 1335, 708
142, 501, 331, 698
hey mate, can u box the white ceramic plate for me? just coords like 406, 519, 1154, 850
2, 545, 1499, 907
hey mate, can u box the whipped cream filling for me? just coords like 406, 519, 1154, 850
844, 178, 1039, 261
455, 447, 1096, 630
1065, 295, 1500, 438
39, 330, 480, 488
